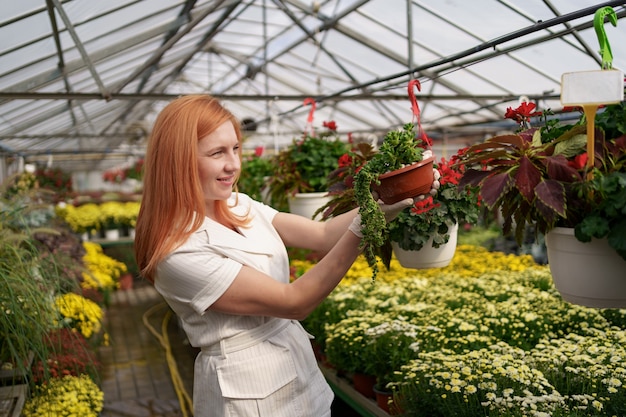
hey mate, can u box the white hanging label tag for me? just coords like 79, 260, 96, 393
561, 69, 624, 106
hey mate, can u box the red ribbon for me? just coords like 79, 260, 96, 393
303, 97, 316, 123
407, 79, 421, 122
408, 79, 430, 146
303, 97, 316, 136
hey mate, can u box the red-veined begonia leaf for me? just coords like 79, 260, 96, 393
458, 168, 491, 188
515, 155, 542, 202
535, 179, 566, 217
485, 134, 526, 149
480, 172, 513, 208
518, 128, 539, 144
545, 154, 582, 182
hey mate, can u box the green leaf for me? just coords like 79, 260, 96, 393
608, 219, 626, 260
575, 215, 610, 241
553, 133, 587, 158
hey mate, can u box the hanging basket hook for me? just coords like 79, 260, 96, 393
594, 6, 618, 70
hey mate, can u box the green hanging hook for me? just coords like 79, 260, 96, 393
594, 6, 618, 70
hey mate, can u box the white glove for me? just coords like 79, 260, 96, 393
348, 198, 414, 238
431, 168, 441, 195
348, 214, 364, 238
379, 197, 414, 222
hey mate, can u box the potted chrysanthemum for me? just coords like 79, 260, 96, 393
22, 374, 104, 417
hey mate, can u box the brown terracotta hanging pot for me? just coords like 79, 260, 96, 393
372, 156, 435, 204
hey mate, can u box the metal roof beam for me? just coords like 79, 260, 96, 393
319, 1, 626, 101
111, 1, 227, 95
1, 16, 188, 96
149, 1, 245, 92
215, 0, 368, 93
46, 0, 81, 130
50, 0, 111, 99
0, 91, 560, 101
101, 0, 241, 135
500, 0, 602, 67
136, 0, 199, 92
271, 0, 360, 86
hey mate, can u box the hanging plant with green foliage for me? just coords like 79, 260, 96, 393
267, 121, 349, 211
354, 123, 428, 279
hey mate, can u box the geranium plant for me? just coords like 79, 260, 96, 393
316, 141, 379, 219
35, 166, 73, 201
238, 147, 274, 202
457, 101, 626, 261
102, 158, 144, 184
267, 121, 349, 211
388, 149, 481, 252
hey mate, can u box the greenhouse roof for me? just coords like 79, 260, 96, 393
1, 0, 626, 172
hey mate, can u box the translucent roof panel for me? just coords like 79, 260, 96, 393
0, 0, 625, 172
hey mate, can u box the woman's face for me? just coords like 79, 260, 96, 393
196, 121, 241, 212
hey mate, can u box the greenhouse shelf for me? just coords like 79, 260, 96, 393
319, 365, 390, 417
90, 237, 135, 247
0, 384, 27, 417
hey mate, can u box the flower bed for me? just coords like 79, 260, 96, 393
300, 246, 626, 416
56, 200, 140, 235
22, 374, 104, 417
1, 182, 131, 415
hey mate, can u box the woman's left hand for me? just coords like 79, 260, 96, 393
378, 198, 414, 222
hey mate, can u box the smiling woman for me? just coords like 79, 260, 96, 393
132, 94, 419, 417
196, 121, 243, 214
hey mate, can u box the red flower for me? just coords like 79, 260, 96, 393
568, 153, 588, 170
338, 153, 353, 167
323, 120, 337, 131
410, 196, 440, 215
31, 328, 100, 384
254, 146, 264, 157
504, 102, 541, 124
436, 157, 462, 187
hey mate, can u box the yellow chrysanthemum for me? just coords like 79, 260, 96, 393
81, 241, 127, 292
54, 292, 103, 339
22, 374, 104, 417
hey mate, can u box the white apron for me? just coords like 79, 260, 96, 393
193, 318, 333, 417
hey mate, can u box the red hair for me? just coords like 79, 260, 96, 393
134, 95, 249, 283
